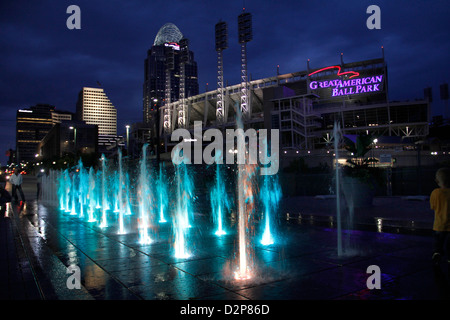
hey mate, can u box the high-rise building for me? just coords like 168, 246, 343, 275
143, 23, 199, 124
76, 87, 117, 136
15, 104, 75, 162
16, 104, 55, 162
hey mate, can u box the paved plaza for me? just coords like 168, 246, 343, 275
1, 176, 449, 308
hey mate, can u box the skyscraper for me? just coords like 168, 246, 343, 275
16, 104, 55, 162
76, 87, 117, 136
143, 23, 199, 124
15, 104, 75, 162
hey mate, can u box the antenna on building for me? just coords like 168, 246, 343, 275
381, 45, 385, 59
340, 52, 344, 65
96, 81, 102, 88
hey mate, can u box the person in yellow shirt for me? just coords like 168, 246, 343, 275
430, 167, 450, 265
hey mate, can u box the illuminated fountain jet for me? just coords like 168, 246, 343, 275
156, 163, 168, 223
117, 149, 126, 234
210, 150, 230, 236
259, 174, 281, 246
64, 169, 71, 213
172, 146, 194, 259
77, 159, 88, 219
87, 167, 97, 222
99, 154, 108, 228
137, 144, 153, 244
234, 108, 256, 281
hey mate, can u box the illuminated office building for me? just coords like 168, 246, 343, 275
143, 23, 199, 124
76, 87, 117, 136
15, 104, 55, 162
15, 104, 75, 162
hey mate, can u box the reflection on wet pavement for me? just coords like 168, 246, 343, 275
1, 199, 449, 300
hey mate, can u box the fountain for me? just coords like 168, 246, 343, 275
137, 144, 153, 244
87, 167, 97, 222
56, 153, 132, 229
79, 160, 88, 219
333, 121, 359, 257
259, 173, 281, 246
124, 171, 133, 216
64, 169, 71, 213
69, 168, 77, 216
333, 121, 346, 257
117, 149, 126, 234
57, 169, 67, 211
210, 150, 230, 236
173, 157, 194, 259
52, 127, 285, 283
156, 163, 168, 223
99, 154, 109, 228
234, 108, 256, 281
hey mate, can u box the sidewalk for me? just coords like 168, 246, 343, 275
0, 205, 42, 299
0, 176, 41, 299
0, 176, 448, 302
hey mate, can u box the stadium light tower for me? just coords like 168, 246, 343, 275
238, 9, 252, 120
215, 21, 228, 125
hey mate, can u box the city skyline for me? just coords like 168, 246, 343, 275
1, 0, 449, 165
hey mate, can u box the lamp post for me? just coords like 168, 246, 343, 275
372, 138, 378, 167
125, 125, 130, 151
69, 126, 77, 153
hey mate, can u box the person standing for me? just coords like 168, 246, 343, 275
430, 167, 450, 265
10, 168, 26, 203
36, 169, 45, 200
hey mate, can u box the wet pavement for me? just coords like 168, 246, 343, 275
1, 177, 449, 305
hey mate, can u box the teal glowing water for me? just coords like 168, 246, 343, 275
173, 161, 194, 258
138, 144, 153, 244
259, 174, 282, 246
117, 149, 125, 234
210, 152, 230, 236
87, 167, 96, 222
99, 154, 108, 228
55, 143, 283, 274
156, 163, 168, 223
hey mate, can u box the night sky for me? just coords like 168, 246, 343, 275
1, 0, 449, 166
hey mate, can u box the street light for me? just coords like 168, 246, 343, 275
69, 126, 77, 151
125, 125, 130, 151
371, 138, 378, 166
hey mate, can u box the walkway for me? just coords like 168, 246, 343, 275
0, 176, 448, 306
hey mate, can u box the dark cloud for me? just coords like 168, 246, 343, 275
0, 0, 448, 165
